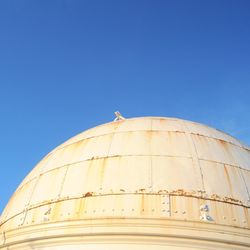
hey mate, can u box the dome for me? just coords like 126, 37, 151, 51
0, 116, 250, 249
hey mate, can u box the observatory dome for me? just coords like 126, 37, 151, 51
0, 116, 250, 250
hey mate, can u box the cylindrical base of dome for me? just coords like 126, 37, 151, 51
1, 218, 249, 250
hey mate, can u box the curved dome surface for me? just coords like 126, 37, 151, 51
0, 117, 250, 249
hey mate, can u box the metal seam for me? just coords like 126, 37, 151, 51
57, 165, 70, 199
16, 155, 250, 193
181, 120, 205, 193
147, 119, 152, 191
52, 129, 248, 155
1, 192, 249, 228
99, 121, 122, 190
16, 155, 194, 191
238, 169, 250, 204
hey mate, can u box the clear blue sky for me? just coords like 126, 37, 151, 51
0, 0, 250, 213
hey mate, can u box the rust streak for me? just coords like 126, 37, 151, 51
223, 165, 233, 194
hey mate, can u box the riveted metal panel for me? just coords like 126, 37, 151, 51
170, 196, 201, 221
29, 167, 67, 206
78, 134, 113, 161
200, 160, 249, 205
40, 146, 75, 173
207, 200, 250, 228
238, 148, 250, 170
184, 120, 241, 146
160, 194, 170, 217
100, 156, 151, 193
150, 131, 191, 157
169, 196, 249, 228
60, 161, 96, 198
1, 178, 37, 222
192, 134, 239, 166
42, 134, 113, 173
151, 118, 184, 132
224, 144, 250, 170
240, 169, 250, 204
109, 131, 151, 156
115, 118, 152, 132
26, 194, 171, 224
0, 211, 24, 232
23, 203, 52, 226
152, 156, 203, 192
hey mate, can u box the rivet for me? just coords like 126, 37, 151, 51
223, 216, 226, 219
182, 211, 186, 214
152, 209, 155, 212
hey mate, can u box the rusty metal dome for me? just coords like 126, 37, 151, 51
0, 117, 249, 249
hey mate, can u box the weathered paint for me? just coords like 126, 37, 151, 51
0, 117, 249, 249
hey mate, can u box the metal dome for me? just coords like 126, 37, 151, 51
0, 116, 250, 249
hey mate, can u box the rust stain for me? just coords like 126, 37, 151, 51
157, 190, 169, 194
218, 139, 235, 160
223, 196, 242, 205
84, 192, 93, 197
243, 207, 250, 227
85, 158, 95, 189
138, 188, 146, 192
218, 139, 227, 146
223, 165, 233, 194
75, 198, 84, 218
99, 158, 107, 189
140, 194, 145, 214
211, 194, 221, 200
169, 189, 195, 197
51, 202, 62, 221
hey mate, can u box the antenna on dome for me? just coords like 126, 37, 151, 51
114, 111, 125, 121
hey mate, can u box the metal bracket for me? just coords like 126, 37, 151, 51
114, 111, 125, 121
200, 204, 213, 222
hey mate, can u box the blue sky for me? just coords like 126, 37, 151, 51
0, 0, 250, 213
